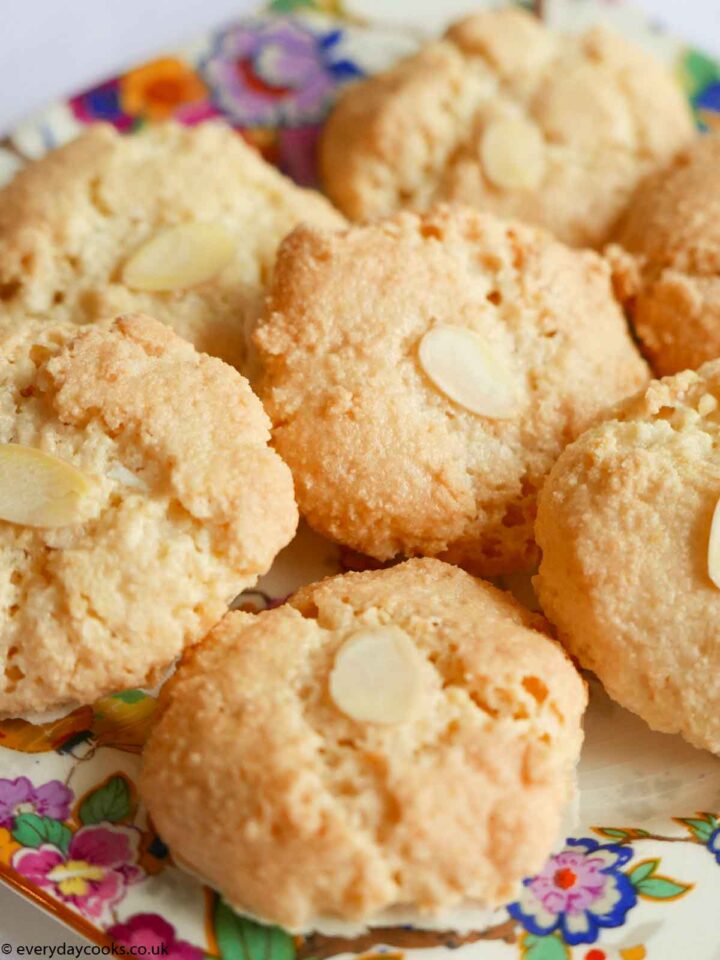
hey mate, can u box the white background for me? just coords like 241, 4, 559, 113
0, 0, 718, 952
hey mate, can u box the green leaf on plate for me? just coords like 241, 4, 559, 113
678, 815, 717, 843
111, 689, 148, 704
78, 773, 133, 825
637, 876, 692, 900
267, 0, 341, 12
595, 827, 630, 840
593, 826, 649, 842
12, 813, 72, 854
214, 897, 295, 960
268, 0, 305, 9
680, 49, 720, 99
521, 933, 570, 960
628, 859, 659, 887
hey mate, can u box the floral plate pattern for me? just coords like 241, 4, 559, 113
1, 1, 720, 958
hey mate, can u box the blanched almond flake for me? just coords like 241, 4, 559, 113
481, 117, 546, 191
329, 626, 426, 725
418, 325, 518, 419
122, 222, 236, 292
708, 496, 720, 589
0, 444, 94, 528
106, 464, 148, 492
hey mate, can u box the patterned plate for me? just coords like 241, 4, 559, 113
2, 2, 720, 958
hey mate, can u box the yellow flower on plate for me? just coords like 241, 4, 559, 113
47, 860, 105, 897
120, 58, 207, 120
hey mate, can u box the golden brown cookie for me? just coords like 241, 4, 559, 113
535, 361, 720, 754
254, 205, 648, 576
609, 134, 720, 375
0, 122, 344, 370
140, 558, 586, 930
0, 314, 297, 716
320, 7, 694, 248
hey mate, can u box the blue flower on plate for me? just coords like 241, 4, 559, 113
707, 827, 720, 864
508, 838, 637, 946
70, 79, 135, 131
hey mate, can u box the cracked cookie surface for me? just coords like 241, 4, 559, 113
0, 122, 344, 371
0, 313, 297, 716
320, 7, 694, 248
140, 558, 586, 930
254, 206, 648, 576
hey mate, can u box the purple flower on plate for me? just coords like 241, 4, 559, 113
508, 839, 637, 946
0, 777, 72, 829
108, 913, 204, 960
12, 823, 142, 922
201, 17, 362, 127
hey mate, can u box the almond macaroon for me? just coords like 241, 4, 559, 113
609, 134, 720, 376
320, 6, 694, 248
0, 122, 344, 372
0, 314, 297, 716
535, 361, 720, 754
140, 559, 586, 932
254, 205, 648, 577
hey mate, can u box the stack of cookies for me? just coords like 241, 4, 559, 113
1, 2, 717, 938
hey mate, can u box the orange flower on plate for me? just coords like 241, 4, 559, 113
120, 58, 207, 120
0, 826, 20, 864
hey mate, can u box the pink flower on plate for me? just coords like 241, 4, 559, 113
173, 101, 224, 126
12, 824, 142, 923
108, 913, 204, 960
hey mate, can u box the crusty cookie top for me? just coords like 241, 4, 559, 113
535, 361, 720, 754
609, 135, 720, 375
255, 205, 648, 576
0, 122, 343, 371
0, 313, 297, 716
141, 558, 586, 929
320, 7, 694, 248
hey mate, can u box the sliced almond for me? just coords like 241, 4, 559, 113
708, 496, 720, 589
418, 325, 518, 419
106, 463, 148, 492
480, 117, 546, 191
0, 444, 94, 528
329, 626, 426, 725
122, 222, 236, 292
